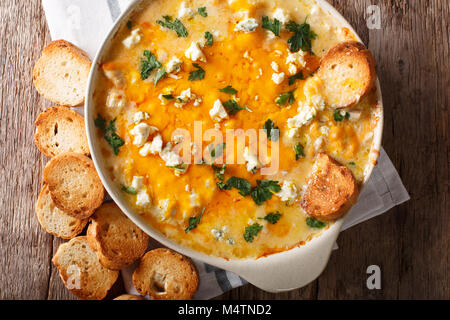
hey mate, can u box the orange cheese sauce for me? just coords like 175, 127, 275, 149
93, 0, 378, 259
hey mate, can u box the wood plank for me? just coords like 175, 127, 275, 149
0, 0, 53, 300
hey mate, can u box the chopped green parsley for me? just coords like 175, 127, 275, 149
294, 144, 305, 160
259, 212, 282, 224
250, 180, 281, 205
276, 90, 296, 106
94, 114, 124, 155
243, 223, 263, 243
333, 110, 350, 122
156, 15, 188, 37
185, 208, 205, 232
263, 119, 280, 141
188, 63, 205, 81
219, 85, 238, 95
204, 31, 213, 46
140, 50, 161, 80
262, 16, 281, 37
306, 217, 326, 229
198, 7, 208, 17
286, 19, 317, 53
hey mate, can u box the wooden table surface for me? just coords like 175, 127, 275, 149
0, 0, 448, 300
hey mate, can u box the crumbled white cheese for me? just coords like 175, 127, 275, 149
136, 189, 151, 207
172, 134, 184, 144
243, 147, 261, 172
310, 94, 326, 110
276, 180, 298, 202
288, 64, 298, 75
286, 51, 306, 66
178, 1, 195, 19
235, 18, 258, 33
185, 42, 206, 62
131, 176, 144, 190
139, 134, 163, 156
175, 88, 197, 108
209, 99, 228, 122
286, 104, 317, 138
106, 89, 127, 109
271, 61, 280, 72
158, 94, 168, 105
133, 111, 150, 124
286, 50, 306, 75
265, 29, 276, 40
243, 51, 254, 61
211, 228, 225, 241
166, 56, 183, 74
273, 8, 290, 25
348, 110, 362, 121
130, 123, 156, 147
159, 199, 170, 211
185, 184, 190, 192
122, 28, 142, 48
189, 191, 199, 207
103, 69, 125, 88
320, 126, 330, 136
160, 142, 183, 167
272, 72, 285, 84
193, 96, 202, 106
168, 74, 181, 79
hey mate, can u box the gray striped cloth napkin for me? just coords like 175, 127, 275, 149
41, 0, 409, 299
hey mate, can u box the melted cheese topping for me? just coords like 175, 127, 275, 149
93, 0, 378, 259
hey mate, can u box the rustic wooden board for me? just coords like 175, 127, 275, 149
0, 0, 448, 300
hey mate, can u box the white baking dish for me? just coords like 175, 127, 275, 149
85, 0, 383, 293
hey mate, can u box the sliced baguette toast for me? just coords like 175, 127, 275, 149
87, 203, 149, 270
43, 152, 104, 219
301, 153, 359, 221
34, 106, 89, 157
132, 248, 199, 300
113, 294, 145, 300
52, 236, 119, 300
33, 40, 91, 106
317, 41, 376, 109
36, 185, 88, 239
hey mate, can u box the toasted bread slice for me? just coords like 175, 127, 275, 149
301, 153, 359, 221
113, 294, 145, 300
36, 185, 88, 239
87, 203, 149, 270
317, 41, 376, 109
43, 152, 104, 219
33, 40, 91, 106
34, 106, 89, 157
132, 248, 199, 300
52, 236, 119, 300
